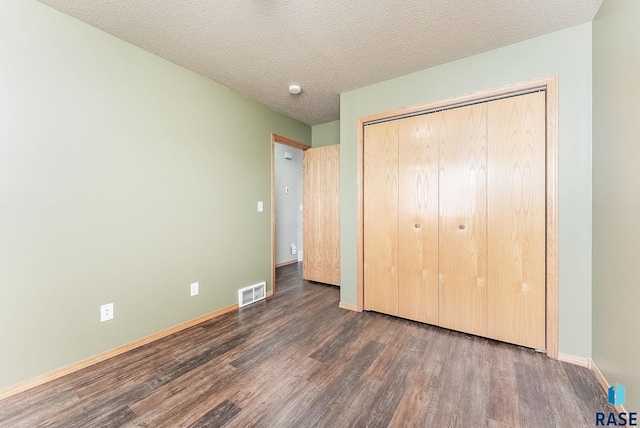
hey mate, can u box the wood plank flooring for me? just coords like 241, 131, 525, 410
0, 263, 615, 427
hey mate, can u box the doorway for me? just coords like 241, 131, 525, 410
270, 134, 310, 295
274, 143, 304, 267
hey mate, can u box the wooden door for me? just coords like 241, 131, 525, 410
303, 145, 340, 286
487, 92, 546, 349
438, 103, 488, 336
363, 121, 399, 315
397, 115, 439, 324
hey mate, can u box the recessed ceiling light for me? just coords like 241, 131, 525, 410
289, 84, 302, 95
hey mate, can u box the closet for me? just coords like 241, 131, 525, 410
363, 91, 546, 350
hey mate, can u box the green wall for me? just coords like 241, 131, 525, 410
0, 0, 310, 390
593, 0, 640, 411
340, 23, 593, 357
311, 120, 340, 147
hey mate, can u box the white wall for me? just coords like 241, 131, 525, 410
274, 144, 303, 265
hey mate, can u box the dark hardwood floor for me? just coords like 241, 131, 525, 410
0, 263, 614, 427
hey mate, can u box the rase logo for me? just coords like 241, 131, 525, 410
610, 384, 626, 407
596, 383, 637, 426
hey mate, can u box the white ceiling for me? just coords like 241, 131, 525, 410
37, 0, 602, 126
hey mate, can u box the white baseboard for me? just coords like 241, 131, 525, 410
558, 352, 590, 367
275, 259, 299, 268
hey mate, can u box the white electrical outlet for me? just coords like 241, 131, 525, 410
291, 243, 297, 255
190, 282, 199, 296
258, 201, 264, 212
100, 303, 114, 322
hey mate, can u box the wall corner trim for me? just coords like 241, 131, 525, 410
339, 302, 358, 311
0, 303, 239, 401
559, 353, 628, 414
588, 358, 628, 415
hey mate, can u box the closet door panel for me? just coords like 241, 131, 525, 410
398, 115, 439, 324
364, 121, 399, 315
303, 145, 340, 285
487, 92, 546, 349
438, 103, 488, 336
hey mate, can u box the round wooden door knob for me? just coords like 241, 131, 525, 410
459, 224, 466, 230
415, 224, 420, 228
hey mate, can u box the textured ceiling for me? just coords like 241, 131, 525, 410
37, 0, 602, 125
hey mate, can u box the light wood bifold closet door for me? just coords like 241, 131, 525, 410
438, 103, 488, 337
303, 145, 340, 286
364, 116, 439, 323
398, 115, 439, 324
362, 90, 547, 350
487, 92, 546, 349
364, 121, 399, 315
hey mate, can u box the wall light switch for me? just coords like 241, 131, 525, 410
258, 201, 264, 212
190, 282, 199, 296
285, 187, 290, 194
